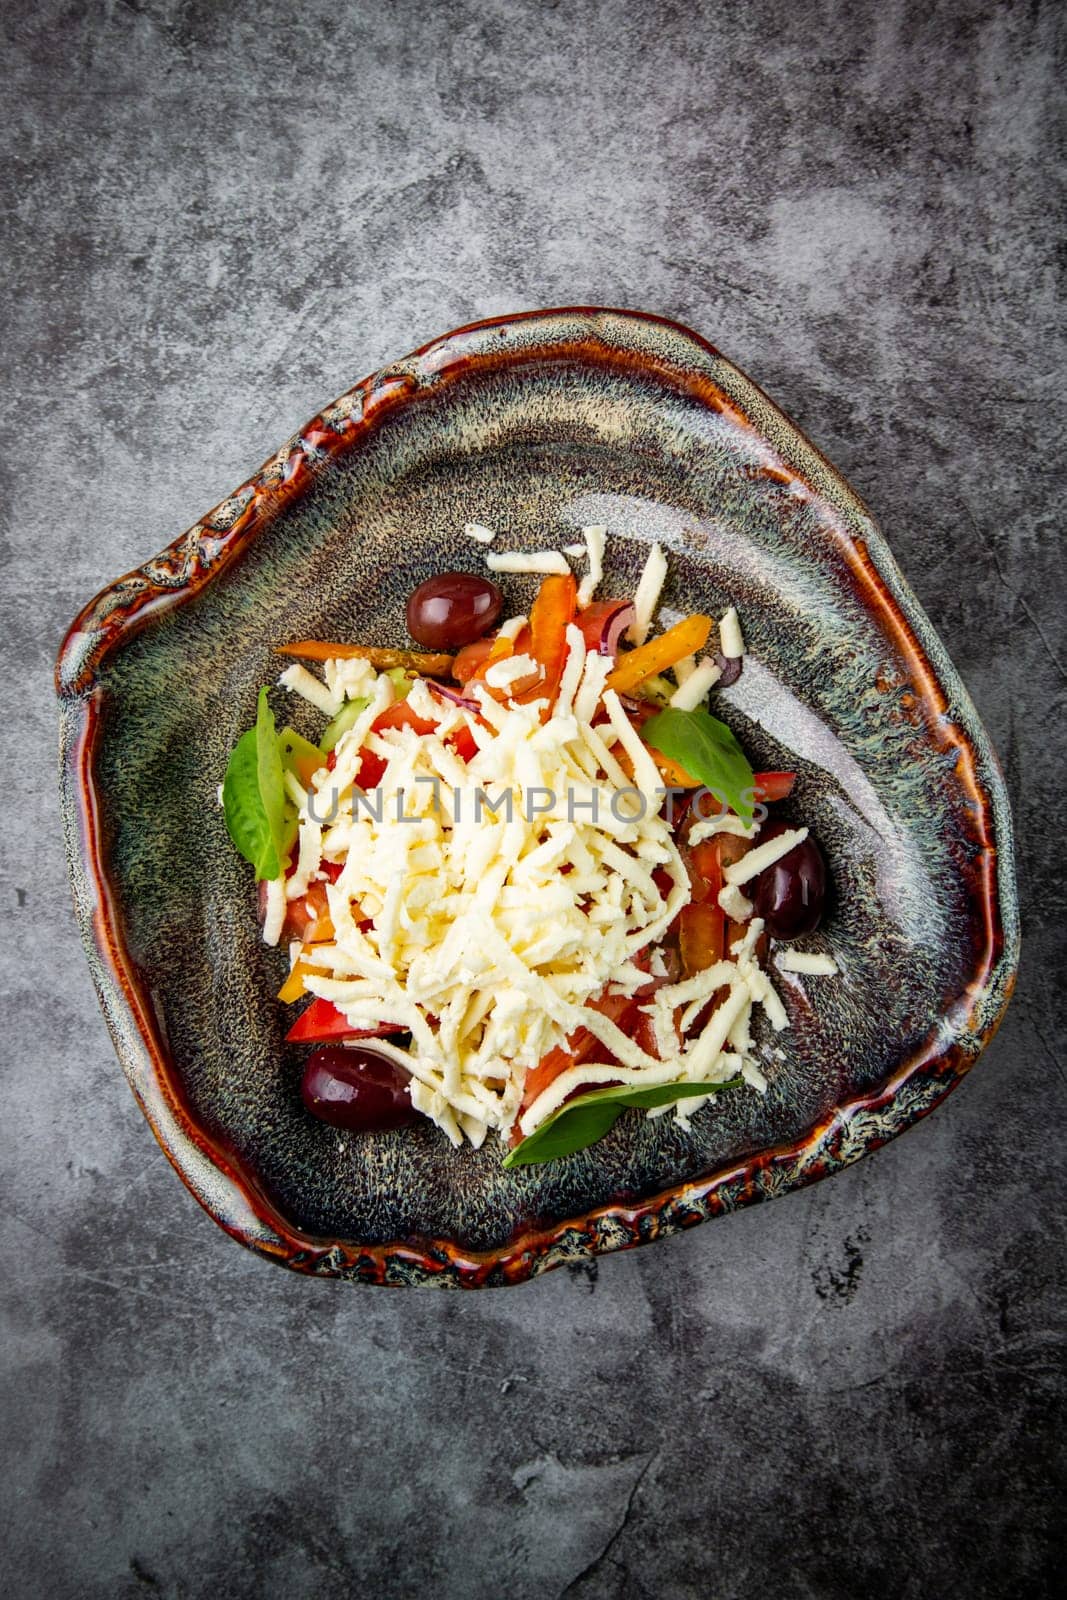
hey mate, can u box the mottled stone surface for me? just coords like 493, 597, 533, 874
2, 1, 1062, 1596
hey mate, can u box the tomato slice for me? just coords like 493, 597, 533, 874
449, 723, 479, 762
752, 771, 796, 803
372, 701, 437, 736
285, 999, 406, 1044
575, 599, 633, 655
452, 636, 497, 682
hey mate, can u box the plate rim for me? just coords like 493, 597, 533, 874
56, 305, 1020, 1287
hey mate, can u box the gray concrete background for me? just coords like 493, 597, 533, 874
3, 1, 1063, 1595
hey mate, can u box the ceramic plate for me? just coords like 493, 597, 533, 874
56, 308, 1018, 1286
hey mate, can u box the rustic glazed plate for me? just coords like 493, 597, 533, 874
57, 308, 1018, 1286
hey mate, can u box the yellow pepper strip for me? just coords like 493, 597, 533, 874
290, 749, 322, 788
277, 955, 331, 1003
304, 912, 336, 945
605, 614, 713, 694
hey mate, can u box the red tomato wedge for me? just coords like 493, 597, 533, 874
285, 999, 406, 1044
452, 636, 497, 683
372, 702, 438, 736
752, 771, 796, 803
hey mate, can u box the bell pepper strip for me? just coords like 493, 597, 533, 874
277, 642, 455, 676
285, 998, 406, 1044
279, 726, 325, 789
606, 614, 713, 694
277, 956, 331, 1003
514, 573, 577, 707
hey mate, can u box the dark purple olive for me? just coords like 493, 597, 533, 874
406, 572, 502, 651
300, 1046, 421, 1132
752, 820, 827, 940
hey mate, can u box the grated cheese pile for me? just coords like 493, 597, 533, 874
274, 623, 797, 1149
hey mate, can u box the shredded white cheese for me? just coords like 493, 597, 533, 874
262, 877, 286, 947
718, 882, 754, 921
776, 950, 838, 976
486, 550, 571, 576
464, 522, 497, 544
669, 656, 722, 710
723, 827, 808, 887
719, 606, 744, 659
628, 542, 668, 644
265, 588, 793, 1150
497, 613, 528, 641
577, 524, 607, 608
278, 663, 343, 718
688, 812, 756, 844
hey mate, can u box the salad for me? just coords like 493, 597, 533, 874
221, 527, 832, 1166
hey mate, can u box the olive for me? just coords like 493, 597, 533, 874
752, 820, 827, 940
406, 572, 503, 651
300, 1046, 421, 1132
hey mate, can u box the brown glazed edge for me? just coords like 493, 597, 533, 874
56, 306, 1019, 1287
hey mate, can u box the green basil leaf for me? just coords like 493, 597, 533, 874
222, 727, 281, 880
641, 706, 756, 824
255, 687, 292, 872
320, 696, 370, 754
502, 1077, 743, 1168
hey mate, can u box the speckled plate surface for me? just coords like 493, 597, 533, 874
56, 308, 1018, 1287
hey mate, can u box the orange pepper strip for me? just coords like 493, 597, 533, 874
605, 614, 713, 695
277, 642, 454, 675
514, 573, 577, 708
289, 748, 323, 789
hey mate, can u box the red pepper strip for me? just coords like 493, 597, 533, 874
514, 573, 577, 708
752, 771, 796, 803
285, 999, 406, 1044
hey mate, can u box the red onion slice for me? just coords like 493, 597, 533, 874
714, 651, 743, 688
576, 599, 636, 658
428, 681, 480, 713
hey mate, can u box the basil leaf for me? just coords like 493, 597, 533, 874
641, 706, 756, 824
320, 696, 369, 754
222, 727, 281, 880
255, 687, 292, 869
503, 1077, 743, 1168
